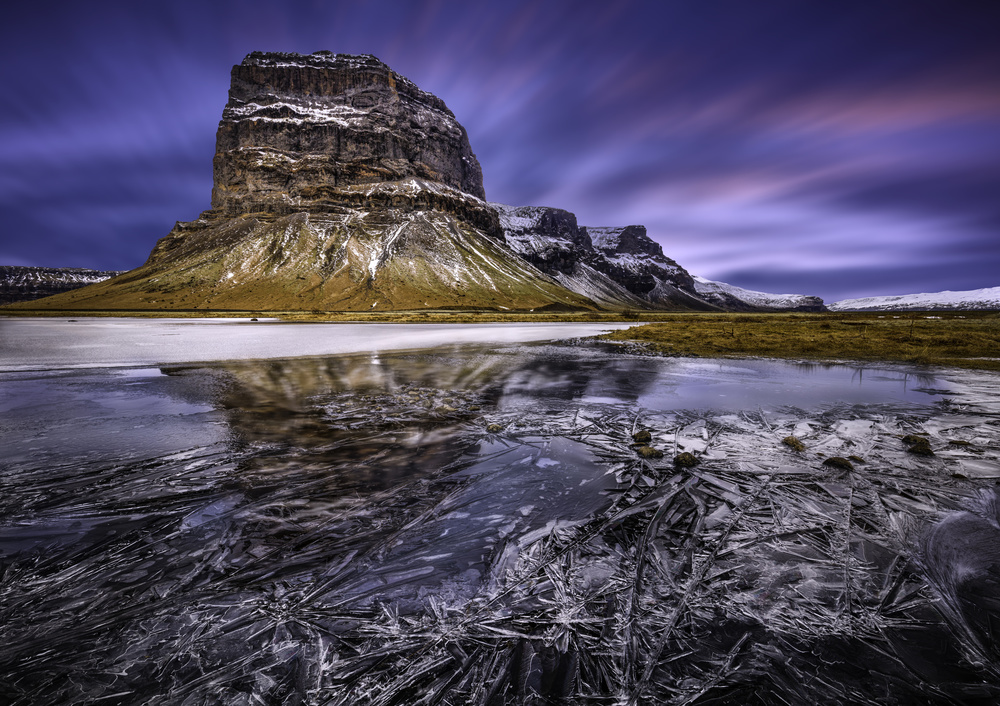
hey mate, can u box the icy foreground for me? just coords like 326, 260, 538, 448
831, 285, 1000, 311
2, 340, 1000, 704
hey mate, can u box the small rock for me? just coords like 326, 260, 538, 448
847, 455, 865, 464
636, 445, 663, 459
674, 452, 699, 468
469, 405, 481, 411
902, 435, 934, 456
486, 423, 504, 433
823, 457, 854, 471
948, 440, 972, 447
633, 430, 652, 444
782, 436, 805, 452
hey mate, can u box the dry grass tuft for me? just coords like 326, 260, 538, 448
601, 311, 1000, 370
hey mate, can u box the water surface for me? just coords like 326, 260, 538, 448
2, 338, 999, 704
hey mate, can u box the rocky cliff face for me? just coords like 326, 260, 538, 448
581, 225, 708, 309
212, 51, 485, 217
493, 205, 720, 311
491, 204, 826, 311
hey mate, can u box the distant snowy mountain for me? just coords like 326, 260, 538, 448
830, 286, 1000, 311
0, 266, 125, 304
692, 276, 825, 312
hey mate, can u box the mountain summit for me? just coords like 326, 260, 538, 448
9, 52, 822, 313
213, 51, 486, 214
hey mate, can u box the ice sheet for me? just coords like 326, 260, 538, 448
2, 341, 999, 703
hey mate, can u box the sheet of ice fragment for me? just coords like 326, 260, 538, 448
1, 342, 999, 704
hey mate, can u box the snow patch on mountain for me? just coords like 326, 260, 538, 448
830, 286, 1000, 311
693, 276, 825, 311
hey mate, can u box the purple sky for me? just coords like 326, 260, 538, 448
2, 0, 999, 303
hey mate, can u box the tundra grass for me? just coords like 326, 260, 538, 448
600, 311, 1000, 370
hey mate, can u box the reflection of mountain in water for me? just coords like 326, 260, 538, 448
3, 344, 1000, 704
197, 346, 660, 498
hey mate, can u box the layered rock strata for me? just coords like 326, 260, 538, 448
213, 51, 486, 216
14, 52, 590, 312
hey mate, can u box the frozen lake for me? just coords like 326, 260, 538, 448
2, 321, 1000, 704
0, 317, 640, 370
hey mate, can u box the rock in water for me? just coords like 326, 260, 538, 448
17, 52, 596, 313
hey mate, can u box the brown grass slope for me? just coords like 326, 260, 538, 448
602, 312, 1000, 370
9, 209, 603, 313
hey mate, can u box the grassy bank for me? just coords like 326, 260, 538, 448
600, 311, 1000, 370
0, 308, 658, 324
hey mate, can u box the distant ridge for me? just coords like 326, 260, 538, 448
0, 266, 124, 305
830, 286, 1000, 311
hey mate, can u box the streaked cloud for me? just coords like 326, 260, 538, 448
2, 0, 998, 302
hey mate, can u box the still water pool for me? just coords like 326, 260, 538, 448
1, 337, 999, 704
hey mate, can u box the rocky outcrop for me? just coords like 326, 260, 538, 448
0, 266, 124, 305
7, 51, 822, 314
212, 51, 485, 217
492, 204, 826, 311
581, 225, 708, 309
493, 205, 716, 310
494, 205, 588, 274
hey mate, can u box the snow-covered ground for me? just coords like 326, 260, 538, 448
0, 318, 639, 371
831, 285, 1000, 311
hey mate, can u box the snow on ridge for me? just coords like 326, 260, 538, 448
830, 286, 1000, 311
603, 253, 681, 276
489, 203, 566, 236
224, 100, 371, 126
0, 266, 124, 286
586, 227, 624, 252
693, 275, 822, 309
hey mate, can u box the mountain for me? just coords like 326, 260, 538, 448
5, 51, 822, 314
492, 204, 711, 310
0, 266, 125, 305
10, 52, 593, 313
692, 276, 825, 312
492, 204, 822, 311
830, 286, 1000, 312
